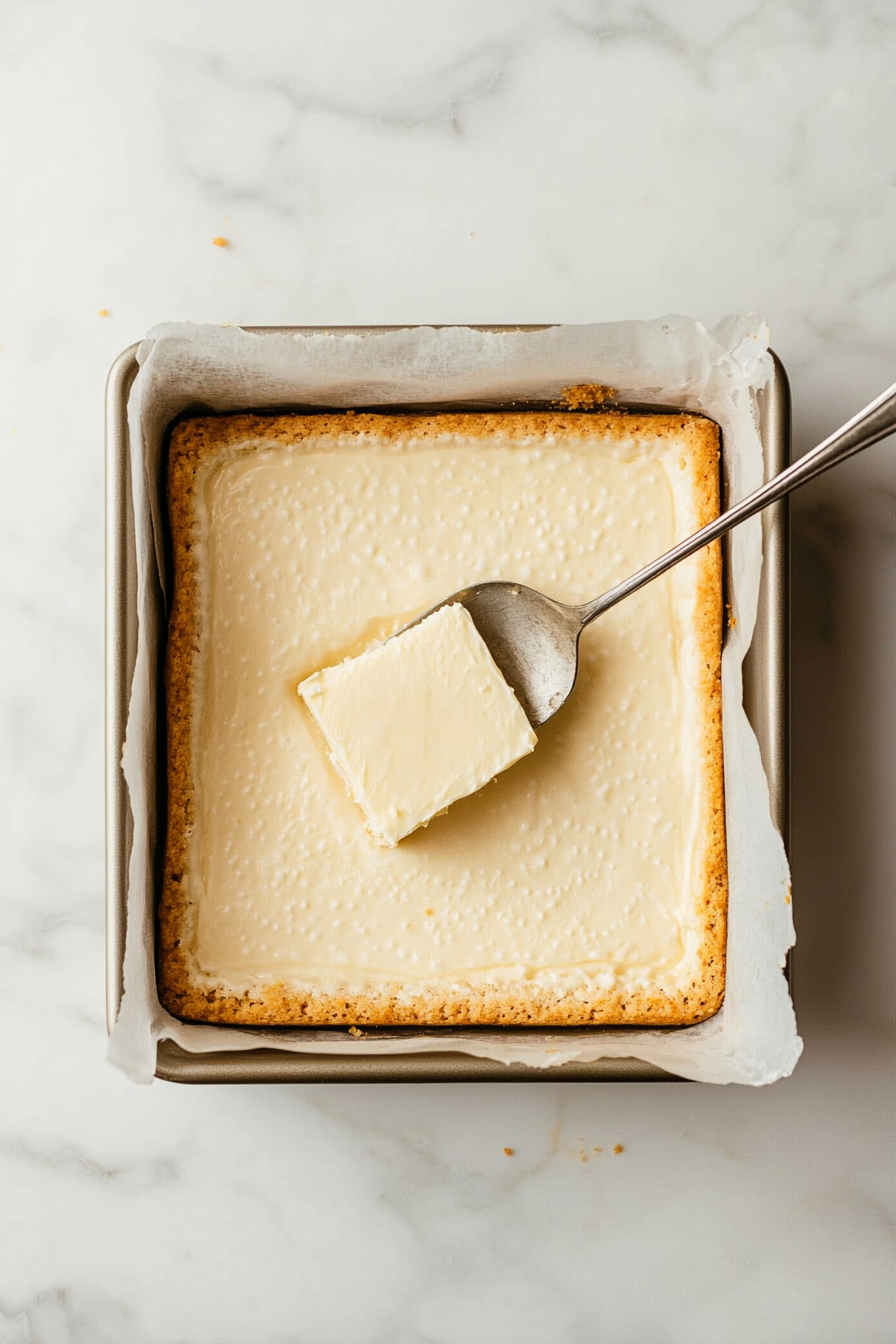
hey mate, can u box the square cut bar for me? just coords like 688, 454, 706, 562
297, 604, 537, 846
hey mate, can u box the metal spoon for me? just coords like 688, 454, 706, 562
415, 380, 896, 727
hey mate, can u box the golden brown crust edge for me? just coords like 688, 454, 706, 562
687, 419, 728, 1024
159, 411, 727, 1028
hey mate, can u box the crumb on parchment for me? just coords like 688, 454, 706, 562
503, 1147, 514, 1156
614, 1144, 624, 1154
212, 236, 230, 248
348, 1026, 363, 1038
557, 383, 617, 410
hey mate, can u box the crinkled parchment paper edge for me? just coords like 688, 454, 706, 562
108, 317, 801, 1085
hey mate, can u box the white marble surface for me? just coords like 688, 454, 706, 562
2, 1, 895, 1339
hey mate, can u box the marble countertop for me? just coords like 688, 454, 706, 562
2, 2, 895, 1339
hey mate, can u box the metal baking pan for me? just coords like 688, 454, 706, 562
105, 328, 790, 1084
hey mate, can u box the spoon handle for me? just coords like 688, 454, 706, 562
577, 378, 896, 626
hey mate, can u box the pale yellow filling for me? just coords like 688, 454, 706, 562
189, 432, 706, 994
298, 604, 537, 847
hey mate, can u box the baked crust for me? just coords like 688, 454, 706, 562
160, 411, 726, 1027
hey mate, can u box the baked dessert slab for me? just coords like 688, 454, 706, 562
160, 410, 726, 1027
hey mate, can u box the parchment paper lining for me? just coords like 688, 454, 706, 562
108, 317, 801, 1085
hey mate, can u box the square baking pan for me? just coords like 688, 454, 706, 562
105, 327, 791, 1083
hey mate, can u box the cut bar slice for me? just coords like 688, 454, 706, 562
297, 604, 537, 846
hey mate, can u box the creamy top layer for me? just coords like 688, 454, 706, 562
190, 431, 705, 993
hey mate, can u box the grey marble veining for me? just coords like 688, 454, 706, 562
1, 1, 895, 1340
